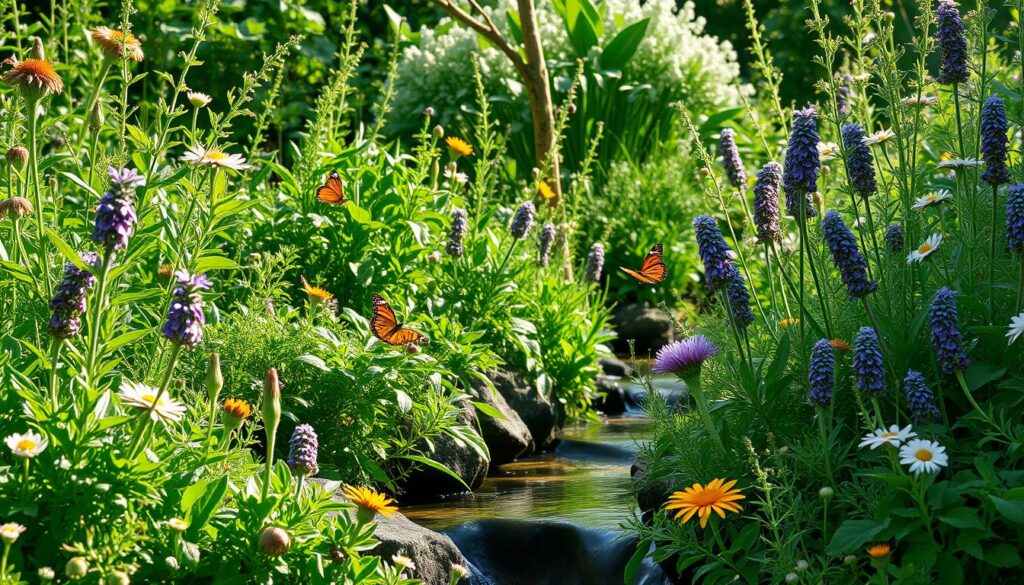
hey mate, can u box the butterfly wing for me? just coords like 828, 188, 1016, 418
316, 171, 347, 205
620, 243, 667, 284
371, 293, 425, 345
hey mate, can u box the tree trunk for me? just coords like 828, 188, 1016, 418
516, 0, 561, 203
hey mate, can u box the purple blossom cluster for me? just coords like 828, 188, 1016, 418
162, 270, 212, 349
510, 201, 535, 240
885, 223, 904, 253
753, 162, 782, 244
48, 253, 98, 339
652, 335, 719, 378
538, 223, 556, 267
92, 167, 144, 253
807, 339, 834, 406
853, 327, 886, 397
929, 287, 970, 374
936, 0, 969, 85
446, 207, 467, 257
980, 96, 1010, 186
1009, 184, 1024, 255
718, 128, 747, 190
782, 106, 820, 220
726, 267, 754, 330
903, 370, 939, 424
841, 123, 877, 198
584, 243, 605, 283
693, 215, 734, 292
287, 423, 320, 477
821, 210, 877, 299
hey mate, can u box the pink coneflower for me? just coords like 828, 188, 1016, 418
653, 335, 720, 378
91, 26, 144, 62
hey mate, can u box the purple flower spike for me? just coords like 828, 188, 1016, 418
92, 166, 143, 252
841, 123, 877, 198
287, 423, 319, 477
929, 287, 970, 374
584, 242, 605, 283
808, 339, 834, 406
538, 223, 556, 267
854, 327, 886, 397
783, 106, 820, 220
106, 166, 146, 190
652, 335, 720, 379
753, 162, 783, 244
446, 207, 467, 257
162, 270, 212, 349
1008, 184, 1024, 255
980, 96, 1010, 186
48, 252, 98, 339
903, 370, 939, 424
725, 267, 754, 330
821, 210, 877, 299
510, 201, 535, 240
936, 0, 969, 86
693, 215, 735, 293
718, 128, 747, 190
885, 223, 904, 253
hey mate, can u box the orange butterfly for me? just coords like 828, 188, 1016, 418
371, 293, 428, 346
315, 171, 347, 205
620, 243, 667, 285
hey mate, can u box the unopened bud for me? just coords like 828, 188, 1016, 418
5, 146, 28, 171
784, 573, 798, 583
566, 102, 577, 115
406, 343, 421, 355
796, 560, 809, 572
843, 555, 857, 566
65, 557, 89, 580
206, 353, 223, 403
885, 12, 895, 22
262, 368, 281, 439
432, 125, 444, 139
259, 526, 291, 556
105, 571, 130, 585
90, 102, 104, 130
819, 486, 834, 499
423, 106, 435, 117
31, 37, 45, 61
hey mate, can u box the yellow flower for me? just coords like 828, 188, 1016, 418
342, 485, 398, 521
538, 180, 555, 201
301, 276, 333, 303
91, 26, 144, 62
867, 543, 891, 558
445, 136, 473, 157
2, 58, 64, 98
222, 398, 252, 422
663, 478, 745, 528
778, 318, 800, 328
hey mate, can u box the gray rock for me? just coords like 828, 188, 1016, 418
611, 303, 674, 354
630, 457, 676, 520
372, 512, 472, 585
470, 377, 535, 464
489, 368, 560, 451
599, 357, 632, 378
401, 403, 488, 500
593, 375, 626, 415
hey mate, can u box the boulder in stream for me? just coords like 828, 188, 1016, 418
400, 401, 488, 501
610, 303, 675, 354
598, 356, 632, 378
470, 376, 535, 464
488, 368, 561, 451
373, 512, 474, 584
593, 375, 626, 415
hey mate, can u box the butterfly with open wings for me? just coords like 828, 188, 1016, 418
371, 293, 428, 346
315, 170, 347, 205
620, 243, 667, 285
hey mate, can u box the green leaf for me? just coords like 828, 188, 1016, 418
193, 255, 240, 272
984, 543, 1021, 568
989, 493, 1024, 524
45, 228, 90, 270
470, 400, 506, 420
60, 171, 99, 198
828, 518, 886, 555
505, 10, 523, 45
623, 538, 650, 585
105, 328, 155, 353
962, 364, 1005, 392
599, 18, 649, 70
564, 0, 601, 57
395, 455, 469, 490
939, 507, 985, 530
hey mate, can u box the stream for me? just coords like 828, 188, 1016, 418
402, 380, 680, 585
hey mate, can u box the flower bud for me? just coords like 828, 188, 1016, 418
206, 353, 223, 404
259, 526, 291, 556
89, 102, 104, 130
262, 368, 281, 442
164, 556, 179, 570
566, 102, 577, 115
818, 486, 834, 500
31, 37, 45, 61
885, 11, 895, 21
796, 560, 809, 572
0, 197, 33, 219
423, 106, 435, 117
186, 91, 212, 108
105, 570, 130, 585
785, 573, 798, 583
406, 343, 421, 355
5, 146, 28, 171
65, 557, 89, 580
843, 555, 857, 566
432, 125, 444, 139
38, 567, 55, 581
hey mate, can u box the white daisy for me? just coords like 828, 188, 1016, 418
166, 518, 188, 532
186, 91, 212, 108
899, 439, 949, 475
181, 146, 250, 171
912, 190, 954, 210
391, 554, 416, 572
818, 141, 841, 160
859, 424, 917, 450
907, 233, 942, 263
1007, 311, 1024, 345
902, 94, 939, 107
443, 167, 468, 184
865, 128, 895, 145
0, 522, 26, 544
937, 158, 982, 170
118, 381, 187, 423
5, 430, 48, 458
853, 216, 868, 230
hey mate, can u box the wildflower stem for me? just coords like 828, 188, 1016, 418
816, 406, 834, 485
86, 250, 114, 380
127, 344, 182, 460
685, 374, 727, 457
952, 84, 966, 157
989, 184, 998, 323
26, 97, 52, 299
49, 340, 62, 410
953, 370, 1009, 442
0, 541, 9, 580
77, 61, 113, 151
797, 197, 833, 337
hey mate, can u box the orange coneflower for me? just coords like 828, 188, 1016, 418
222, 398, 252, 422
157, 263, 174, 280
342, 485, 398, 524
867, 543, 891, 558
663, 478, 745, 528
2, 58, 64, 99
445, 136, 473, 157
301, 276, 333, 304
829, 338, 852, 352
91, 26, 144, 62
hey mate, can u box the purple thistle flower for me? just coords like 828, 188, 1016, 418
287, 423, 319, 477
853, 327, 886, 397
980, 96, 1010, 186
538, 223, 556, 267
584, 243, 605, 283
885, 223, 904, 253
652, 335, 719, 378
693, 215, 735, 292
725, 267, 754, 330
783, 106, 820, 220
48, 252, 98, 339
718, 128, 747, 190
753, 162, 783, 244
91, 166, 143, 252
509, 201, 535, 240
808, 339, 834, 406
821, 210, 877, 298
903, 370, 939, 424
1009, 184, 1024, 255
841, 123, 877, 198
162, 270, 212, 349
446, 207, 468, 257
936, 0, 969, 85
929, 287, 970, 374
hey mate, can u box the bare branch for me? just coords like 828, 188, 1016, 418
432, 0, 525, 73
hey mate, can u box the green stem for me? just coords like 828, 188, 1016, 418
49, 340, 63, 411
86, 250, 114, 380
952, 84, 966, 158
77, 61, 113, 150
816, 406, 834, 485
26, 98, 52, 299
685, 374, 727, 457
127, 344, 182, 460
989, 184, 998, 323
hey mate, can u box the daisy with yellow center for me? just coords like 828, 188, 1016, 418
898, 439, 948, 475
859, 424, 916, 450
778, 318, 800, 328
2, 58, 64, 99
342, 485, 398, 523
301, 276, 334, 304
907, 233, 942, 264
828, 338, 852, 352
902, 94, 938, 107
817, 141, 841, 160
0, 522, 26, 544
663, 478, 745, 528
5, 430, 48, 458
445, 136, 474, 157
867, 543, 891, 558
181, 146, 250, 171
912, 190, 953, 210
865, 128, 895, 145
187, 91, 212, 108
91, 26, 144, 62
118, 381, 187, 423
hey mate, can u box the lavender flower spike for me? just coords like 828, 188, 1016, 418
538, 223, 556, 267
782, 106, 820, 220
885, 223, 904, 253
725, 267, 754, 330
753, 162, 782, 244
821, 210, 877, 298
287, 423, 319, 477
841, 123, 877, 198
808, 339, 834, 406
652, 335, 719, 379
718, 128, 747, 190
446, 207, 468, 257
903, 370, 939, 424
936, 0, 969, 85
693, 215, 735, 292
1009, 184, 1024, 254
92, 166, 144, 252
162, 270, 212, 349
48, 252, 98, 339
980, 96, 1010, 186
853, 327, 886, 397
584, 243, 605, 283
929, 287, 970, 374
509, 201, 535, 240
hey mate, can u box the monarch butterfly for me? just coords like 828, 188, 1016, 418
315, 171, 347, 205
371, 293, 428, 346
620, 243, 667, 285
